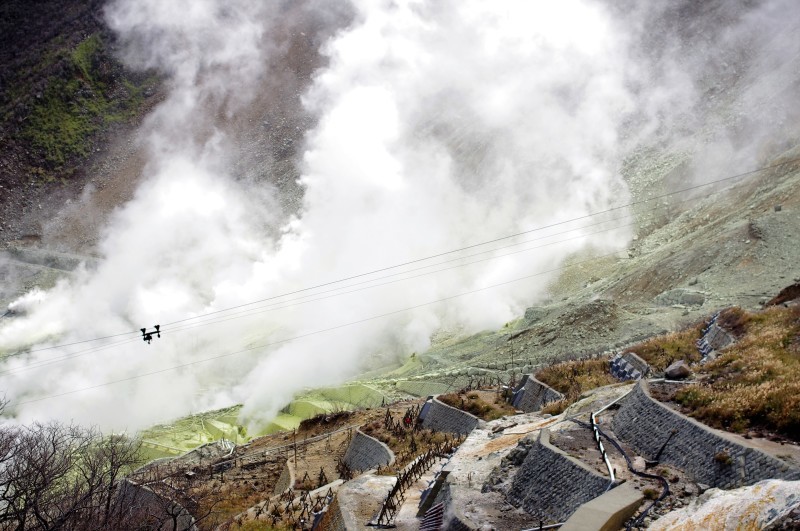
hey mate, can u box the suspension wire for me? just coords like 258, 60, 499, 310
161, 158, 792, 327
0, 336, 141, 376
3, 156, 797, 357
154, 176, 753, 333
159, 220, 638, 336
1, 217, 637, 374
13, 247, 628, 406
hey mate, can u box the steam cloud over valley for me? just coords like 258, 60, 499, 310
0, 0, 798, 433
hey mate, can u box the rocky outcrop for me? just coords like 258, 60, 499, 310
650, 479, 800, 530
664, 360, 692, 379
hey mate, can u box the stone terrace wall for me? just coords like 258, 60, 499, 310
422, 398, 480, 435
343, 430, 394, 472
316, 495, 346, 531
507, 429, 610, 523
273, 459, 295, 495
621, 352, 649, 376
706, 322, 735, 350
512, 375, 563, 412
612, 381, 800, 489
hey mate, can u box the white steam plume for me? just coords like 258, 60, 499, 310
7, 0, 762, 432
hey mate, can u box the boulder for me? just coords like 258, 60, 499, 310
665, 360, 692, 380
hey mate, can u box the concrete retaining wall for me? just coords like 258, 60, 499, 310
422, 398, 480, 435
342, 430, 394, 472
612, 381, 800, 489
511, 375, 563, 412
273, 459, 295, 495
611, 351, 649, 381
507, 429, 610, 523
560, 483, 643, 531
316, 495, 346, 531
705, 322, 734, 350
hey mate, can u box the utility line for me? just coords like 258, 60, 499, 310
8, 155, 799, 401
161, 158, 793, 327
153, 176, 751, 333
43, 174, 751, 342
6, 176, 735, 371
3, 156, 798, 357
12, 248, 626, 406
0, 217, 636, 374
160, 221, 638, 335
0, 337, 140, 376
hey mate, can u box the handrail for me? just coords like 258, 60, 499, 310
590, 412, 616, 486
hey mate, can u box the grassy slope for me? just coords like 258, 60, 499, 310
534, 304, 800, 441
675, 305, 800, 439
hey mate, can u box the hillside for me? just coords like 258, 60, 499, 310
1, 1, 800, 529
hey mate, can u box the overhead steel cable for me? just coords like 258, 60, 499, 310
108, 175, 759, 337
1, 216, 637, 373
153, 175, 753, 333
0, 336, 141, 376
12, 247, 628, 406
0, 210, 636, 367
158, 220, 638, 336
161, 158, 793, 328
3, 156, 798, 356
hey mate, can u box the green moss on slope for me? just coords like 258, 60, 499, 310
19, 33, 155, 171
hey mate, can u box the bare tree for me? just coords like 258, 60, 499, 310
0, 417, 144, 531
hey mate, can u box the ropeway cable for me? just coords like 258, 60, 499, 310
3, 156, 798, 356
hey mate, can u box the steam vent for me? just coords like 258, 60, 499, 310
2, 0, 800, 529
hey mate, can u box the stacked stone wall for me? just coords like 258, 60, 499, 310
316, 495, 346, 531
507, 429, 610, 523
705, 323, 734, 350
612, 381, 800, 489
512, 375, 563, 412
342, 430, 394, 472
422, 398, 479, 435
621, 352, 649, 375
273, 459, 294, 495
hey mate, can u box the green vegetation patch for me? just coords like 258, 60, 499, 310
261, 413, 303, 435
674, 305, 800, 440
19, 33, 156, 170
318, 384, 387, 408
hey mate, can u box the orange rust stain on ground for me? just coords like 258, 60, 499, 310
478, 433, 526, 456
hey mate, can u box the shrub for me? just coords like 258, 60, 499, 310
536, 358, 615, 397
541, 399, 569, 416
624, 325, 703, 371
714, 450, 733, 466
642, 488, 659, 500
